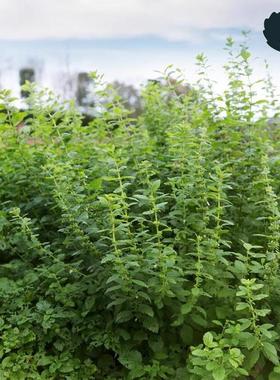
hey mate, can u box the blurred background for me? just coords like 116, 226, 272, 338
1, 0, 280, 104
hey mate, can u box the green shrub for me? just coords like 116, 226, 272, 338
0, 34, 280, 379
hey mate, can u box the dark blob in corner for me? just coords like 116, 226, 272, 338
264, 12, 280, 52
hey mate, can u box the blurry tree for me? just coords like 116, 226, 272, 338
19, 68, 35, 98
110, 80, 142, 117
76, 72, 94, 108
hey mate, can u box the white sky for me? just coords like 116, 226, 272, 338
0, 0, 279, 97
0, 0, 278, 40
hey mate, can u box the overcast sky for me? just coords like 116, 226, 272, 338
0, 0, 278, 40
0, 1, 279, 95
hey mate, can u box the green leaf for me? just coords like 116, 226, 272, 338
236, 302, 249, 311
191, 349, 205, 357
240, 49, 251, 60
88, 178, 103, 190
116, 311, 133, 323
151, 179, 161, 191
132, 279, 148, 288
61, 362, 74, 373
239, 332, 258, 350
244, 348, 260, 370
234, 260, 247, 273
181, 303, 193, 315
191, 314, 207, 327
256, 308, 271, 317
213, 367, 226, 380
253, 294, 268, 301
262, 342, 279, 365
203, 332, 214, 348
143, 317, 159, 333
118, 350, 142, 370
37, 356, 52, 366
191, 287, 201, 297
107, 298, 127, 309
138, 304, 154, 317
240, 319, 251, 331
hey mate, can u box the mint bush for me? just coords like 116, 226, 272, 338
0, 35, 279, 379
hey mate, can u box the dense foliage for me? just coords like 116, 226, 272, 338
1, 36, 280, 379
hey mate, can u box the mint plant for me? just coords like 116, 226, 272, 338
0, 34, 279, 379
